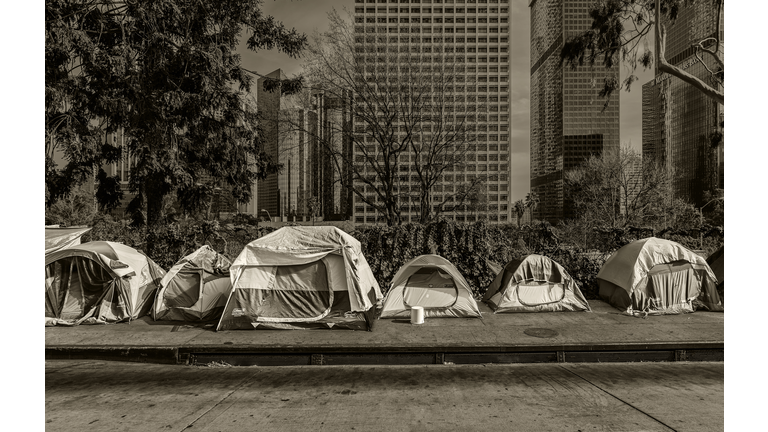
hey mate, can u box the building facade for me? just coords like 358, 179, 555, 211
529, 0, 620, 224
352, 0, 512, 224
641, 3, 724, 207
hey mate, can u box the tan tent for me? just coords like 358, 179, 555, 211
483, 254, 590, 313
597, 237, 723, 315
45, 226, 92, 255
216, 226, 382, 331
379, 254, 482, 319
706, 246, 724, 296
45, 241, 165, 325
153, 245, 232, 322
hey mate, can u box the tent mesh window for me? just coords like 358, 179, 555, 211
45, 257, 113, 319
512, 280, 566, 307
403, 267, 458, 309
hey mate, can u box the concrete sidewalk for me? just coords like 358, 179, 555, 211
45, 301, 724, 366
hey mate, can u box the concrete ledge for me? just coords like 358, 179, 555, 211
46, 347, 180, 364
45, 343, 724, 366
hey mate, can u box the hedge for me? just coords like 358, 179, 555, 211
78, 216, 724, 300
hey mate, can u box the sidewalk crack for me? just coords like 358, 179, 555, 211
558, 365, 679, 432
177, 370, 258, 431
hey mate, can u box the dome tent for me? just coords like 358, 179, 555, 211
216, 226, 382, 331
379, 254, 482, 319
45, 241, 165, 325
153, 245, 233, 322
483, 254, 590, 313
597, 237, 723, 315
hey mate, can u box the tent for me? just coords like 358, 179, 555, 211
379, 254, 482, 319
45, 241, 166, 325
45, 226, 92, 255
483, 254, 591, 313
597, 237, 723, 315
706, 246, 724, 297
153, 245, 233, 322
216, 226, 382, 331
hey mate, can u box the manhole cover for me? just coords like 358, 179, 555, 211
524, 328, 559, 338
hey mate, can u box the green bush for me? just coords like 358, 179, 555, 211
77, 214, 723, 300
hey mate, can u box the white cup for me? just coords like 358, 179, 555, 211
410, 306, 425, 325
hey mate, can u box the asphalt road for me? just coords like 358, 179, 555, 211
45, 360, 723, 432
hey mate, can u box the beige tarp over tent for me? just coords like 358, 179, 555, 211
216, 226, 382, 331
45, 241, 166, 325
379, 254, 482, 319
45, 226, 92, 254
483, 254, 590, 313
153, 245, 232, 322
706, 246, 724, 295
597, 237, 723, 315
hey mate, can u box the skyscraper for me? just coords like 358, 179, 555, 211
352, 0, 512, 224
257, 69, 318, 221
529, 0, 620, 224
642, 3, 724, 207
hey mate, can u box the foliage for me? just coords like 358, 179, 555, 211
45, 185, 97, 227
46, 0, 307, 235
564, 146, 693, 230
78, 216, 723, 300
559, 0, 724, 107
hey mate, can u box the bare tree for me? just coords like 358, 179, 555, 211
295, 9, 483, 226
564, 146, 678, 228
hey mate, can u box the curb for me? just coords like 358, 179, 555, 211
46, 342, 724, 366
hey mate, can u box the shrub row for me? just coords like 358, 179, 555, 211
80, 216, 723, 300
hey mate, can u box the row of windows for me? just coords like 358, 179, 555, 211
355, 1, 509, 4
355, 214, 509, 224
358, 54, 509, 63
355, 25, 508, 33
356, 35, 507, 44
355, 7, 509, 14
356, 16, 509, 24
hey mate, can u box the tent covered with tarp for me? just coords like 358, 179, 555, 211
379, 254, 482, 319
153, 245, 232, 322
597, 237, 723, 315
45, 226, 92, 255
45, 241, 166, 325
483, 254, 591, 313
706, 246, 724, 296
216, 226, 382, 331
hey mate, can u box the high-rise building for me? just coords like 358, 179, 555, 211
529, 0, 620, 224
310, 91, 354, 221
352, 0, 512, 224
642, 4, 724, 207
257, 69, 319, 221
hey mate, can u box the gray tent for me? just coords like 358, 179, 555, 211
153, 245, 232, 322
217, 226, 382, 331
483, 254, 590, 313
597, 237, 723, 315
379, 255, 482, 319
45, 241, 165, 325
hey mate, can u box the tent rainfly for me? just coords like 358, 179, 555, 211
597, 237, 723, 315
45, 226, 92, 255
483, 254, 591, 313
379, 254, 482, 319
153, 245, 233, 322
45, 241, 166, 325
706, 246, 724, 297
216, 226, 383, 331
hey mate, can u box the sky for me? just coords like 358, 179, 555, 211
238, 0, 654, 203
